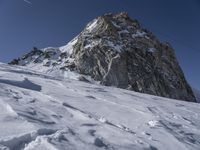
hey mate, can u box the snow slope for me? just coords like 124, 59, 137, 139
0, 63, 200, 150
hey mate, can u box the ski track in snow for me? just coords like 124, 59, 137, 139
0, 63, 200, 150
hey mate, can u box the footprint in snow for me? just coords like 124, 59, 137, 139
175, 104, 185, 107
88, 129, 96, 136
51, 114, 63, 119
85, 95, 96, 99
81, 123, 98, 127
94, 137, 108, 148
94, 87, 107, 93
29, 98, 37, 103
6, 89, 22, 101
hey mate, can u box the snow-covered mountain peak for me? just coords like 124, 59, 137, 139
9, 12, 196, 102
81, 12, 149, 44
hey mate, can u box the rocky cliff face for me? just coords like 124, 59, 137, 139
9, 12, 196, 102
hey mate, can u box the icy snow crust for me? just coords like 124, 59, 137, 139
0, 63, 200, 150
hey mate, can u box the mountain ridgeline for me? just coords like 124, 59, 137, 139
10, 12, 196, 102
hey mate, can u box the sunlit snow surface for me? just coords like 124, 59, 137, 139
0, 63, 200, 150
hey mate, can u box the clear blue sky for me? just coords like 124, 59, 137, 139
0, 0, 199, 90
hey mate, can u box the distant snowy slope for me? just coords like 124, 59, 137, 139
9, 36, 78, 77
0, 63, 200, 150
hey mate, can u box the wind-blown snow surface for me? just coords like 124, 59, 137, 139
0, 63, 200, 150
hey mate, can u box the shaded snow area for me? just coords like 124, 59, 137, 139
193, 89, 200, 103
0, 63, 200, 150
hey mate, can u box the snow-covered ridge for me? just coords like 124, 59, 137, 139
86, 19, 98, 32
0, 63, 200, 150
9, 37, 78, 77
59, 36, 78, 54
